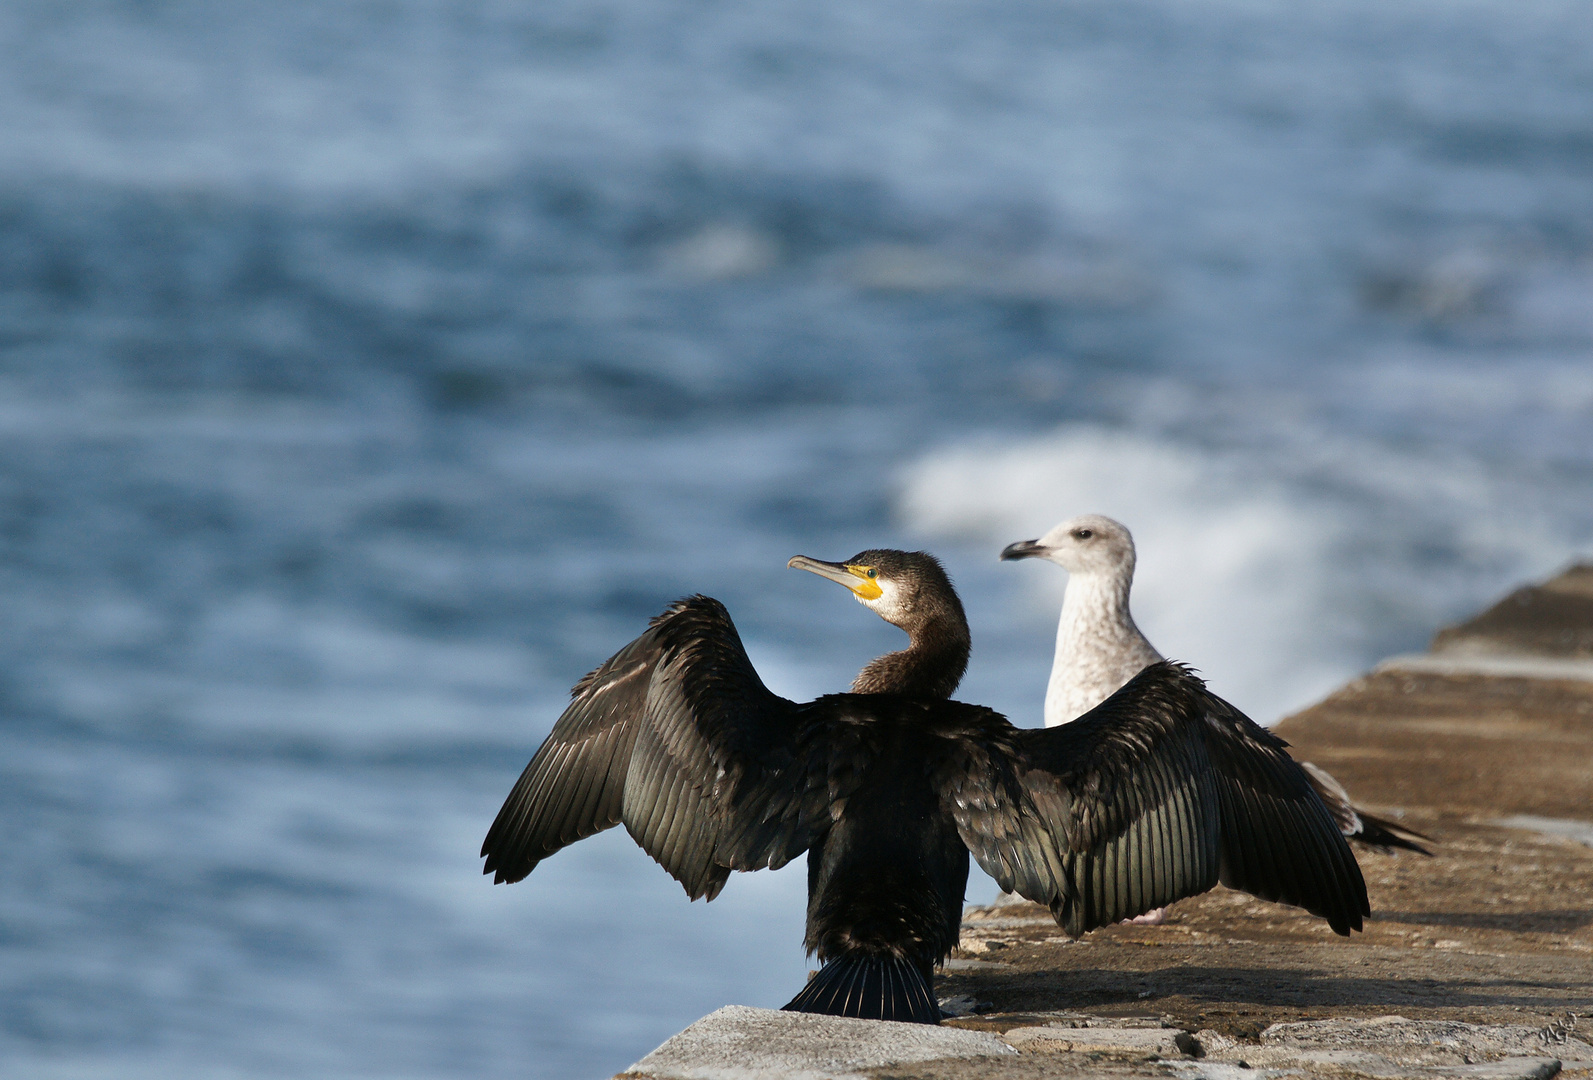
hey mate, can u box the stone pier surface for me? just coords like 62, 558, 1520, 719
618, 1005, 1017, 1079
617, 564, 1593, 1080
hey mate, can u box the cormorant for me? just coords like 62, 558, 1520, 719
481, 549, 1368, 1025
1001, 514, 1431, 856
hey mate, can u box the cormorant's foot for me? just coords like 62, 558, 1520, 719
1122, 906, 1167, 926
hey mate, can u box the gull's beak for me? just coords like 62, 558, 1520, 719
788, 555, 883, 600
1000, 539, 1047, 561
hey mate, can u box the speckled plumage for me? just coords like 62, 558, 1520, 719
1045, 542, 1163, 725
1003, 515, 1430, 856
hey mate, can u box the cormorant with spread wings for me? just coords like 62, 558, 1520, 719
481, 550, 1367, 1024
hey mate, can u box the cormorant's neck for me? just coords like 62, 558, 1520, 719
849, 617, 971, 699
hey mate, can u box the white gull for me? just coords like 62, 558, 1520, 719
1000, 514, 1430, 917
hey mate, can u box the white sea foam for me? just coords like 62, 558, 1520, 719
898, 422, 1589, 722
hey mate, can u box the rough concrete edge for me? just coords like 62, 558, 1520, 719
620, 1008, 1592, 1080
619, 1004, 1017, 1080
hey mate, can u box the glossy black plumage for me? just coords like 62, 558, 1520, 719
782, 954, 940, 1023
482, 580, 1369, 1023
481, 597, 808, 900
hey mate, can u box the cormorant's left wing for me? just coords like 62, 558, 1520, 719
481, 596, 828, 900
942, 662, 1368, 937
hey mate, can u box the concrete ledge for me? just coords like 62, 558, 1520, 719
1004, 1022, 1194, 1057
626, 1011, 1588, 1080
1175, 1017, 1588, 1080
1174, 1056, 1562, 1080
1258, 1016, 1591, 1059
617, 1004, 1017, 1080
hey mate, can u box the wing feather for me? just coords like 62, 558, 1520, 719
481, 596, 826, 895
944, 662, 1366, 937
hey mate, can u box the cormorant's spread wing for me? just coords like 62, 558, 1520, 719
481, 596, 821, 899
945, 662, 1368, 937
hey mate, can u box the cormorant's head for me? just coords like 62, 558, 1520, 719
787, 549, 963, 634
1000, 514, 1136, 577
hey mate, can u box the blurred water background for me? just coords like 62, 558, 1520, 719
2, 1, 1592, 1076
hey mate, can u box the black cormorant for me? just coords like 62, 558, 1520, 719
481, 549, 1368, 1025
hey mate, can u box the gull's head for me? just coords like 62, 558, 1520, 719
1000, 514, 1136, 578
787, 549, 959, 632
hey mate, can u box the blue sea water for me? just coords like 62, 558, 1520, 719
1, 1, 1592, 1077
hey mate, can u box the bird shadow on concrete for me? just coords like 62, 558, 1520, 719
1370, 909, 1593, 932
958, 966, 1593, 1014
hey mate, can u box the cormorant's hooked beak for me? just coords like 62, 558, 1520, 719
1000, 539, 1047, 561
788, 555, 884, 600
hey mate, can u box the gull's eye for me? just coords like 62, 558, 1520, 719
1074, 529, 1093, 540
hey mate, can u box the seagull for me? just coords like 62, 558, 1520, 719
1002, 514, 1432, 865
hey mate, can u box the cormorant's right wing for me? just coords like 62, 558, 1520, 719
481, 596, 827, 900
944, 662, 1369, 937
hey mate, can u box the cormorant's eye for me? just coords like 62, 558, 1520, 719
1074, 529, 1093, 540
866, 568, 877, 578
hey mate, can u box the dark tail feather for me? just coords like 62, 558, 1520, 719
1301, 762, 1433, 857
782, 955, 940, 1024
1352, 811, 1433, 856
